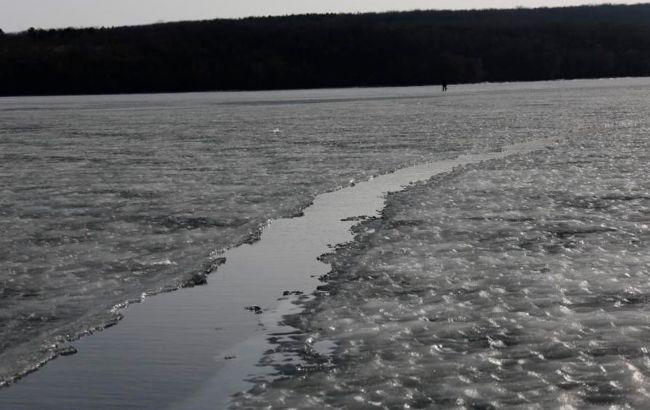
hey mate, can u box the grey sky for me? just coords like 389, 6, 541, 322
0, 0, 640, 33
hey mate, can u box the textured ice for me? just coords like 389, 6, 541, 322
1, 79, 649, 388
0, 84, 563, 384
232, 88, 650, 407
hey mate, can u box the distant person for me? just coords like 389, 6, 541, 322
442, 81, 448, 92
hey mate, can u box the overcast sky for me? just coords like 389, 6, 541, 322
0, 0, 641, 33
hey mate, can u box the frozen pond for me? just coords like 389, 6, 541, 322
2, 78, 650, 408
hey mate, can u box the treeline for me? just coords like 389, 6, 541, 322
2, 4, 650, 96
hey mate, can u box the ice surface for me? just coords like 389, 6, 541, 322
232, 83, 650, 408
1, 78, 649, 389
1, 84, 550, 384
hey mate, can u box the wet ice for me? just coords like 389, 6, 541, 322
0, 85, 559, 384
2, 79, 650, 402
233, 86, 650, 408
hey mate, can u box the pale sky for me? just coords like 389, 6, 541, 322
0, 0, 641, 33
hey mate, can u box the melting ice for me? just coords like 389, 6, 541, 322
233, 85, 650, 409
2, 79, 650, 400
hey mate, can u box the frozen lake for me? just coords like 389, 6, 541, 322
2, 78, 650, 408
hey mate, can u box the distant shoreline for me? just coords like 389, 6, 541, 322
2, 4, 650, 97
0, 75, 646, 100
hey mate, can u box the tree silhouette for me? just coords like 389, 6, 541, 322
2, 4, 650, 96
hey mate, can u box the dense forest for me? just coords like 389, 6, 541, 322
2, 4, 650, 96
